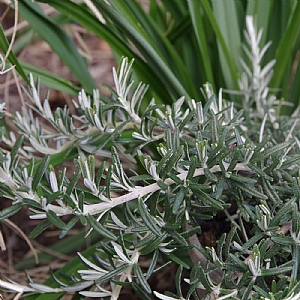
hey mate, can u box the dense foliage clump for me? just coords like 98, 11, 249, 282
1, 1, 300, 299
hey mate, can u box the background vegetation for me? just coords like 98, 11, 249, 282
1, 0, 300, 110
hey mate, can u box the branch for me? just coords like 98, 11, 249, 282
84, 162, 252, 215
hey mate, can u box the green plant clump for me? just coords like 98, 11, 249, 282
1, 6, 300, 300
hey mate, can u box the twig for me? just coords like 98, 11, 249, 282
2, 219, 39, 264
84, 162, 251, 215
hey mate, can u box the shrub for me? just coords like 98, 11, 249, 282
1, 2, 300, 300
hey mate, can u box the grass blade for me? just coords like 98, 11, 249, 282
20, 61, 81, 95
201, 0, 239, 90
0, 24, 29, 83
187, 0, 215, 87
211, 0, 241, 89
19, 0, 97, 94
270, 2, 300, 92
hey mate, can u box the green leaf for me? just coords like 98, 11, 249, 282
229, 253, 248, 272
32, 155, 50, 192
96, 161, 107, 186
65, 170, 81, 196
204, 167, 218, 183
227, 173, 257, 185
23, 198, 42, 210
20, 61, 81, 95
146, 249, 159, 280
138, 197, 161, 236
247, 163, 273, 181
242, 232, 265, 250
135, 233, 156, 249
16, 187, 30, 193
0, 203, 23, 221
59, 216, 79, 238
181, 226, 201, 239
18, 0, 97, 94
217, 233, 226, 260
175, 264, 183, 298
134, 263, 152, 294
161, 146, 184, 177
140, 234, 168, 256
156, 149, 174, 175
46, 210, 66, 230
78, 192, 84, 213
270, 2, 300, 91
187, 0, 214, 87
251, 142, 290, 163
190, 262, 212, 294
200, 0, 239, 90
188, 183, 211, 191
10, 134, 24, 170
234, 181, 268, 200
60, 193, 76, 211
172, 187, 187, 214
261, 261, 294, 277
171, 230, 189, 247
168, 252, 190, 269
195, 189, 225, 210
271, 235, 295, 246
28, 219, 52, 239
96, 264, 129, 284
269, 200, 293, 227
260, 177, 282, 203
0, 24, 29, 83
224, 226, 237, 260
132, 282, 152, 300
211, 0, 241, 89
241, 277, 256, 300
86, 214, 117, 241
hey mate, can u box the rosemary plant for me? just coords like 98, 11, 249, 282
1, 15, 300, 300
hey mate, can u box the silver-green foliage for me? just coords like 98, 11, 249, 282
1, 16, 300, 300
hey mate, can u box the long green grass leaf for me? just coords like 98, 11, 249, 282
20, 61, 81, 95
92, 0, 190, 101
109, 0, 199, 100
37, 0, 173, 103
211, 0, 242, 84
201, 0, 239, 90
19, 0, 97, 94
187, 0, 215, 87
270, 2, 300, 92
0, 24, 29, 83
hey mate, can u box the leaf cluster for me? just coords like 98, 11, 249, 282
0, 54, 300, 299
1, 3, 300, 299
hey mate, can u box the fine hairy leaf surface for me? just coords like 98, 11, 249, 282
1, 2, 300, 299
